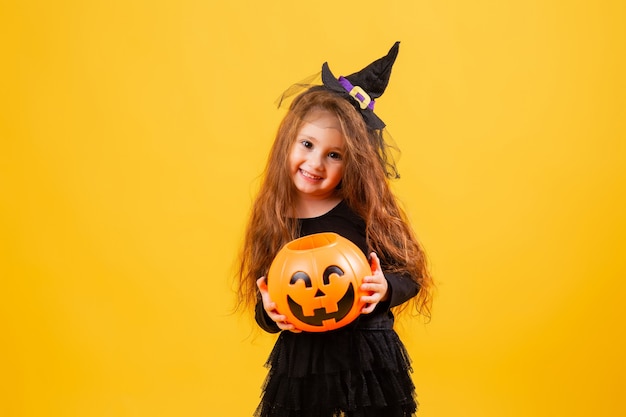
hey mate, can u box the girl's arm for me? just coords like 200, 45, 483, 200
255, 295, 281, 333
361, 252, 420, 313
383, 270, 420, 308
255, 277, 302, 333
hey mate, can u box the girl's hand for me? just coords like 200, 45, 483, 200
256, 277, 302, 333
360, 252, 389, 314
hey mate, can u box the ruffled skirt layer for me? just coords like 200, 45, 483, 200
255, 328, 417, 417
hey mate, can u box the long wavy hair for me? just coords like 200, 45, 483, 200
236, 88, 433, 318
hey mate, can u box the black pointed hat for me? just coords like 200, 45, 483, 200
321, 41, 400, 130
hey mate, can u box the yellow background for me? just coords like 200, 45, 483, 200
1, 1, 625, 416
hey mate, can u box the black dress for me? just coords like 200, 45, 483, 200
255, 201, 420, 417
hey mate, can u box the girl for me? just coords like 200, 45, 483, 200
237, 42, 433, 417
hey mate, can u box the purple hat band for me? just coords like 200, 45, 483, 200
337, 76, 375, 111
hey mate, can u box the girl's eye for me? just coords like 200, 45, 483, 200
328, 152, 342, 160
301, 140, 313, 149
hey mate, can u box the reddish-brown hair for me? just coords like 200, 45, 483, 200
236, 88, 433, 318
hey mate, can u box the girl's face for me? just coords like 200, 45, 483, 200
288, 109, 346, 202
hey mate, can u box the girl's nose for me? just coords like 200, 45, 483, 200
307, 152, 324, 169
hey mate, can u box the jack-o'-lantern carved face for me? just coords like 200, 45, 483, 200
267, 232, 371, 332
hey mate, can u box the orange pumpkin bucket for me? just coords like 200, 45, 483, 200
267, 232, 371, 332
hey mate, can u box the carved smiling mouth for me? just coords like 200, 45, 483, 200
287, 283, 355, 327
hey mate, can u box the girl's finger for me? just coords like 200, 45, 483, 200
361, 293, 380, 305
257, 276, 268, 291
369, 252, 382, 273
361, 303, 376, 314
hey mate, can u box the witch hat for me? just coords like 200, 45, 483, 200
321, 42, 400, 130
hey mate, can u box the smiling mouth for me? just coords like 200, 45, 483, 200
287, 283, 355, 327
300, 169, 323, 181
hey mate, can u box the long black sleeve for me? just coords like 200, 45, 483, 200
384, 271, 420, 309
255, 295, 281, 333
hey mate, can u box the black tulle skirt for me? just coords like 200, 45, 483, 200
255, 328, 417, 417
